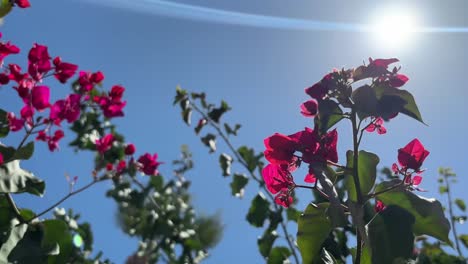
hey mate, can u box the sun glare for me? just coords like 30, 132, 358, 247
371, 9, 420, 49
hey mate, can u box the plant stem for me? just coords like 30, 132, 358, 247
366, 181, 404, 200
5, 194, 25, 222
351, 110, 364, 264
190, 101, 300, 264
444, 173, 464, 258
27, 176, 107, 223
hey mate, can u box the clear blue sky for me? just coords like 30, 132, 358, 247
2, 0, 468, 263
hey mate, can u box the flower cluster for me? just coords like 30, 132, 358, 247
0, 34, 127, 152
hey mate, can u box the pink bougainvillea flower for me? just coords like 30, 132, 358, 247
389, 74, 409, 88
261, 163, 294, 194
374, 200, 386, 213
48, 130, 64, 151
125, 143, 136, 155
50, 94, 81, 124
365, 117, 387, 135
362, 58, 399, 78
78, 71, 105, 92
117, 160, 127, 173
0, 73, 9, 85
398, 139, 429, 171
31, 86, 51, 111
109, 85, 125, 102
0, 41, 19, 61
95, 134, 115, 154
36, 130, 48, 141
289, 127, 338, 164
305, 82, 327, 100
15, 0, 31, 8
8, 64, 27, 83
264, 133, 297, 165
20, 104, 33, 125
28, 44, 51, 81
137, 153, 161, 176
391, 163, 400, 174
7, 112, 23, 132
304, 171, 317, 183
300, 99, 318, 117
53, 57, 78, 83
106, 163, 113, 171
274, 191, 293, 208
0, 153, 3, 165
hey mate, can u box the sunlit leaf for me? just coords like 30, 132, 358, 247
246, 193, 270, 228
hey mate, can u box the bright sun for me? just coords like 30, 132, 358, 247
371, 9, 420, 49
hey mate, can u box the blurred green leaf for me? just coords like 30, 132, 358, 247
345, 150, 379, 202
208, 101, 231, 123
267, 246, 291, 264
0, 222, 28, 263
258, 229, 278, 258
14, 142, 34, 161
375, 180, 451, 243
246, 193, 270, 227
230, 173, 248, 197
173, 86, 188, 105
201, 133, 216, 153
367, 205, 415, 264
439, 186, 448, 194
286, 207, 301, 222
238, 146, 263, 173
219, 153, 233, 177
314, 99, 344, 134
320, 248, 338, 264
224, 123, 241, 136
0, 109, 9, 138
42, 219, 73, 263
297, 203, 332, 264
0, 160, 45, 196
455, 199, 466, 212
459, 235, 468, 249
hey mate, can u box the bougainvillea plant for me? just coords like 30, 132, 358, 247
176, 57, 465, 264
0, 4, 222, 263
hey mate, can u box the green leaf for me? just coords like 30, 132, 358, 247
182, 108, 192, 125
237, 146, 262, 173
246, 193, 270, 227
194, 118, 207, 134
352, 84, 424, 124
201, 133, 216, 153
219, 153, 233, 177
42, 219, 73, 263
267, 246, 291, 264
0, 221, 27, 263
0, 160, 45, 196
366, 205, 415, 264
297, 203, 332, 264
374, 85, 424, 124
0, 109, 9, 138
230, 173, 248, 197
439, 186, 448, 194
352, 85, 378, 119
459, 235, 468, 249
375, 180, 451, 243
345, 150, 380, 202
258, 229, 278, 258
14, 142, 34, 160
173, 86, 188, 105
224, 123, 241, 136
314, 99, 344, 134
208, 100, 231, 123
286, 207, 301, 222
455, 199, 466, 212
320, 248, 338, 264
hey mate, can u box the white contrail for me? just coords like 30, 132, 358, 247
79, 0, 468, 33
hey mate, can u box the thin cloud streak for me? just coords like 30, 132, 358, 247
81, 0, 468, 33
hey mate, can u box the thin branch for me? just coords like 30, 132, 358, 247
5, 194, 25, 222
351, 110, 363, 264
27, 176, 107, 223
443, 173, 464, 258
366, 181, 404, 200
190, 101, 300, 264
